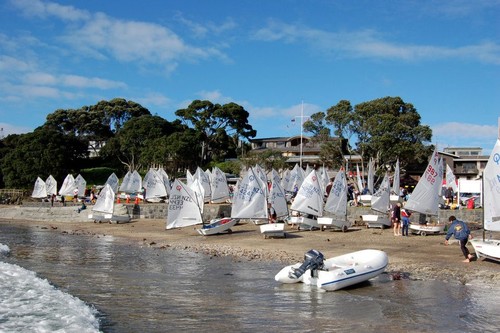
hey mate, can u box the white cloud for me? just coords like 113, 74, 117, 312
11, 0, 90, 21
253, 20, 500, 64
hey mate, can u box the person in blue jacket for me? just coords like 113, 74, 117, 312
444, 216, 474, 262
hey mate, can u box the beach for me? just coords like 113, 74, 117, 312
1, 213, 499, 286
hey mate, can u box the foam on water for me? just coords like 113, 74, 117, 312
0, 260, 101, 333
0, 243, 10, 254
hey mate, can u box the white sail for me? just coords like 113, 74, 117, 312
31, 177, 47, 198
105, 173, 119, 193
75, 174, 86, 197
194, 167, 211, 202
392, 159, 400, 195
210, 166, 230, 203
189, 178, 205, 214
158, 168, 171, 196
404, 148, 443, 216
483, 137, 500, 231
290, 170, 324, 217
45, 175, 57, 196
92, 184, 115, 215
371, 173, 390, 214
288, 163, 305, 192
270, 170, 289, 218
59, 174, 75, 196
166, 179, 203, 229
367, 158, 374, 194
231, 167, 268, 219
129, 170, 143, 193
318, 166, 330, 196
281, 168, 291, 191
324, 169, 347, 218
144, 168, 167, 200
356, 164, 364, 192
118, 171, 132, 192
445, 164, 458, 193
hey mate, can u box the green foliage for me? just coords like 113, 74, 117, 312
80, 167, 118, 186
99, 115, 180, 172
352, 96, 433, 171
209, 160, 243, 176
175, 100, 256, 163
0, 126, 88, 188
245, 149, 287, 171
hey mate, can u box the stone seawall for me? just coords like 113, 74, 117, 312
1, 202, 484, 226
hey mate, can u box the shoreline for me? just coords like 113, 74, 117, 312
1, 215, 500, 287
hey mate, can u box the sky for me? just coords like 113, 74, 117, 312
1, 0, 499, 154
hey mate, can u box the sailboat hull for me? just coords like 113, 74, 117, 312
409, 223, 445, 236
275, 249, 388, 291
197, 218, 238, 236
362, 214, 391, 229
317, 217, 351, 232
260, 223, 286, 238
470, 239, 500, 262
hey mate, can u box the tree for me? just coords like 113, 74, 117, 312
0, 126, 88, 188
175, 100, 257, 163
45, 98, 151, 156
352, 96, 433, 173
99, 115, 179, 172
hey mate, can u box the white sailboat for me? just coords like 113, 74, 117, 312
75, 174, 86, 199
89, 184, 130, 223
260, 169, 289, 238
289, 169, 323, 230
143, 168, 167, 202
231, 167, 268, 220
166, 179, 204, 229
59, 174, 76, 197
358, 158, 374, 205
318, 168, 351, 232
471, 120, 500, 262
31, 177, 47, 199
210, 166, 230, 203
105, 173, 119, 193
193, 167, 212, 203
45, 175, 57, 196
362, 173, 392, 229
119, 170, 142, 195
390, 159, 402, 204
198, 174, 238, 235
406, 148, 446, 236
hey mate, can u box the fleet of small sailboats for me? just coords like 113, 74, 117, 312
28, 133, 500, 290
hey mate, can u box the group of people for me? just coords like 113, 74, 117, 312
391, 202, 411, 236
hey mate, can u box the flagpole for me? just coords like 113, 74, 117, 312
300, 100, 303, 168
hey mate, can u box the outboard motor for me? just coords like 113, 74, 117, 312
289, 249, 325, 279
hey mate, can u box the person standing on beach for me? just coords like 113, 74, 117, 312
392, 202, 401, 236
445, 216, 474, 262
401, 206, 411, 236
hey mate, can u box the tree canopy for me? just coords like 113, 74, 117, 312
175, 100, 256, 163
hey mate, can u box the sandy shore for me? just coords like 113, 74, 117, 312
1, 217, 499, 286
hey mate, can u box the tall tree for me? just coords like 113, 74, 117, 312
352, 96, 433, 173
175, 100, 256, 163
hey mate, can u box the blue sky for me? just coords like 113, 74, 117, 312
1, 0, 499, 154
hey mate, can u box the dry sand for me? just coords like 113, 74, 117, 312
1, 216, 499, 286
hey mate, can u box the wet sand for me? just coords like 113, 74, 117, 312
1, 215, 499, 286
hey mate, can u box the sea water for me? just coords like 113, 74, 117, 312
1, 223, 499, 333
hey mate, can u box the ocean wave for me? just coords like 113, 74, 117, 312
0, 261, 101, 333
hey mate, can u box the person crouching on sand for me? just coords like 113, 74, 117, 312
444, 216, 474, 262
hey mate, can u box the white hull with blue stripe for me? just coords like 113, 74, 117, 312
275, 249, 388, 291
